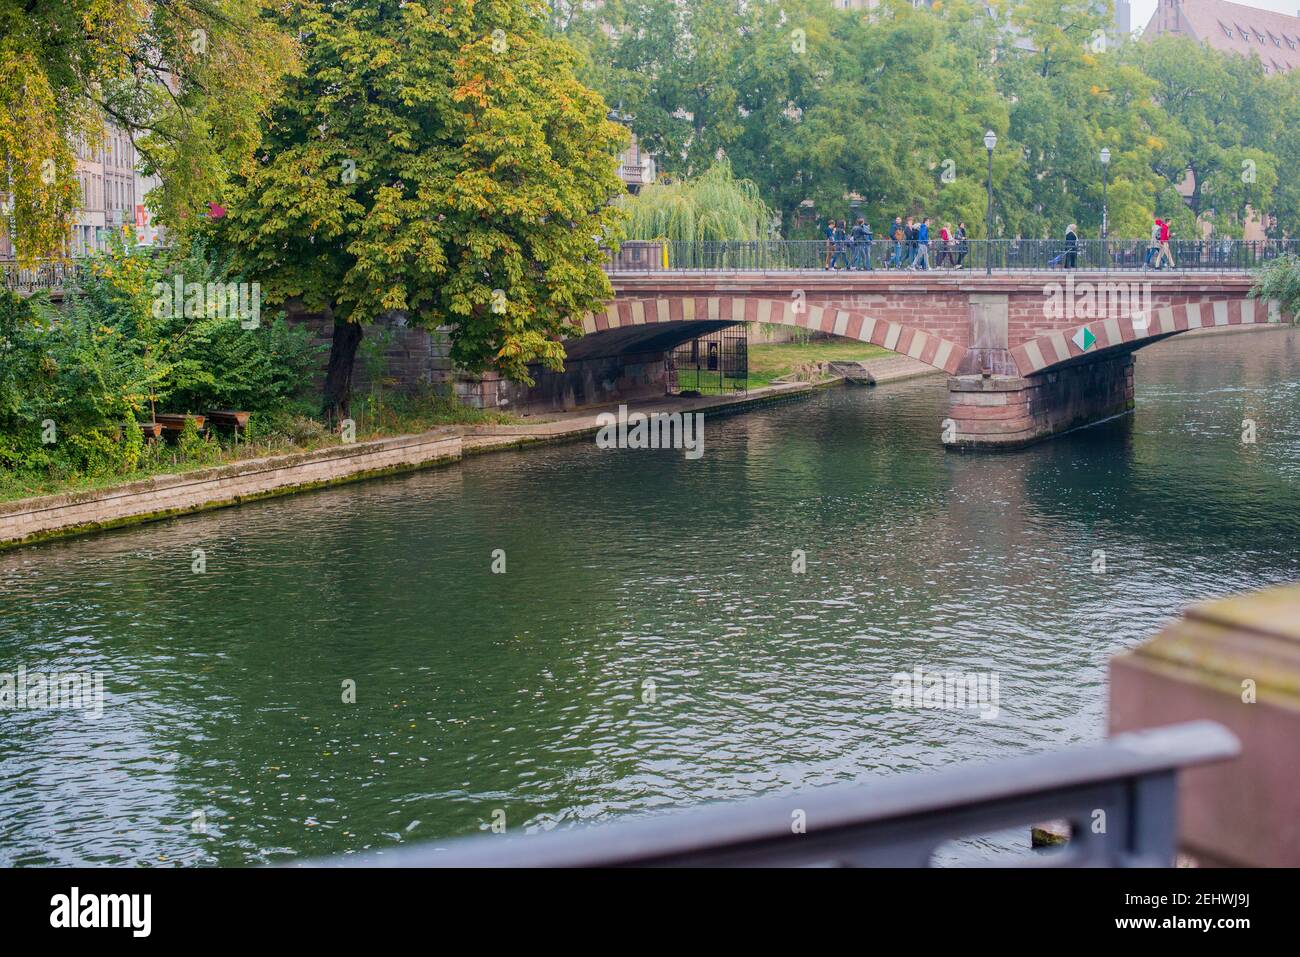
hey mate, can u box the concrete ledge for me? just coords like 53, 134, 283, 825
0, 432, 463, 549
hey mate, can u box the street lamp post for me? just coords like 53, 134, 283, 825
1100, 147, 1111, 272
984, 130, 997, 276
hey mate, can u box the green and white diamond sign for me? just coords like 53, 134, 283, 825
1072, 326, 1097, 352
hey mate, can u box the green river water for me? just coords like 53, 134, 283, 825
2, 329, 1298, 865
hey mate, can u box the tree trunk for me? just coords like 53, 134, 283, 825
321, 308, 363, 426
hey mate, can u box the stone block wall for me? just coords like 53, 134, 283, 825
285, 304, 454, 396
946, 351, 1135, 449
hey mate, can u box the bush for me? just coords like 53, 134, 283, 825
1, 237, 324, 486
1251, 254, 1300, 324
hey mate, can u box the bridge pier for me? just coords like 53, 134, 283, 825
945, 352, 1135, 450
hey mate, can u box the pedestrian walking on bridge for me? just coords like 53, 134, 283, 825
1064, 224, 1079, 269
910, 217, 931, 270
851, 218, 873, 270
1155, 218, 1176, 270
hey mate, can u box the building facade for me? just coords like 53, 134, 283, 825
1144, 0, 1300, 73
1, 121, 162, 260
616, 131, 657, 194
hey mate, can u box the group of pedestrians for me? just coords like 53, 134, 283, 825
818, 217, 969, 271
1058, 217, 1177, 270
817, 214, 1180, 271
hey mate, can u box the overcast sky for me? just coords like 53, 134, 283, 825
1130, 0, 1300, 34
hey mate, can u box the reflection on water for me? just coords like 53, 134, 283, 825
2, 329, 1298, 865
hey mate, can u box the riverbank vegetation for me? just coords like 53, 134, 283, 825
0, 241, 513, 504
6, 1, 629, 425
1251, 256, 1300, 323
619, 159, 778, 241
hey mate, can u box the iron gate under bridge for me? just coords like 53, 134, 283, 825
666, 326, 748, 396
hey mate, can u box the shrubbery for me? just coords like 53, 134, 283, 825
1251, 255, 1300, 325
0, 239, 322, 487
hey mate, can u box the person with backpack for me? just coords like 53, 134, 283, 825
851, 218, 873, 270
954, 222, 968, 268
1064, 224, 1079, 269
829, 220, 851, 270
910, 217, 931, 270
936, 223, 954, 268
1144, 219, 1161, 269
822, 218, 836, 270
889, 216, 906, 269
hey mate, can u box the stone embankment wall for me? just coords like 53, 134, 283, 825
0, 432, 462, 549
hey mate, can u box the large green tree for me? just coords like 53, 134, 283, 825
1124, 35, 1278, 238
0, 0, 293, 259
556, 0, 1014, 237
554, 0, 1298, 241
1267, 69, 1300, 238
212, 0, 627, 421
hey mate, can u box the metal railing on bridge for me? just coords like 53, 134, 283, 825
604, 238, 1300, 273
0, 258, 91, 295
307, 720, 1237, 867
8, 238, 1294, 296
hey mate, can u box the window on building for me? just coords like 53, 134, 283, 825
1220, 21, 1234, 38
1288, 36, 1298, 50
1236, 24, 1250, 41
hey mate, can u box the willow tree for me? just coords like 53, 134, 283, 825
0, 0, 293, 260
618, 159, 775, 241
211, 0, 627, 422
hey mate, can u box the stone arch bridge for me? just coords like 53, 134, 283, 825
550, 272, 1288, 449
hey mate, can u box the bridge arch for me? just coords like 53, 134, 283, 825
1012, 297, 1286, 376
581, 296, 968, 375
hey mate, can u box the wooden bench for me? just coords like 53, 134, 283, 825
116, 421, 164, 441
204, 410, 250, 433
155, 413, 206, 437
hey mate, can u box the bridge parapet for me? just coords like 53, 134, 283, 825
1112, 581, 1300, 867
604, 238, 1300, 274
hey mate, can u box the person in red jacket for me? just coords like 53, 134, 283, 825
1155, 218, 1176, 269
936, 223, 955, 267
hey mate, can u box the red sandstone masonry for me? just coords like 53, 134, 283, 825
945, 353, 1136, 449
603, 273, 1280, 378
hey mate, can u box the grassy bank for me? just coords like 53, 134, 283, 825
0, 390, 517, 504
747, 339, 891, 387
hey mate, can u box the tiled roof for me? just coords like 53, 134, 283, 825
1147, 0, 1300, 71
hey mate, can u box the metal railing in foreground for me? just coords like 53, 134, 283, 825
604, 238, 1300, 273
310, 720, 1237, 867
